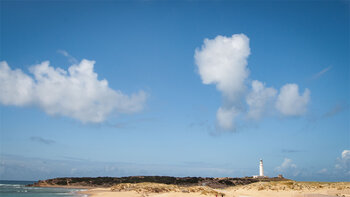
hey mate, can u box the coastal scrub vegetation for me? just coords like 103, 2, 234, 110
29, 176, 288, 188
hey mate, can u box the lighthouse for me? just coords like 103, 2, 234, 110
253, 159, 267, 178
259, 159, 264, 176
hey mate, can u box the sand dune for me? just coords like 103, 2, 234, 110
80, 181, 350, 197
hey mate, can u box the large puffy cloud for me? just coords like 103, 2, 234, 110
194, 34, 311, 131
0, 60, 147, 123
195, 34, 250, 102
0, 62, 35, 106
216, 107, 240, 130
275, 84, 310, 116
195, 34, 250, 130
246, 80, 277, 120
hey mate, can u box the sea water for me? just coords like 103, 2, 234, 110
0, 180, 86, 197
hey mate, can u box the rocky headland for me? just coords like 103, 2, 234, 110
27, 176, 288, 188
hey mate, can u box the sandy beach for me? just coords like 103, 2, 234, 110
79, 182, 350, 197
80, 188, 350, 197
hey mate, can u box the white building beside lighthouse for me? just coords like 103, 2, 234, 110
253, 159, 268, 178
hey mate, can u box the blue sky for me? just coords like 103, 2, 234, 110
0, 1, 349, 181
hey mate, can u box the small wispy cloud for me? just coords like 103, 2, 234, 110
57, 50, 78, 64
305, 102, 348, 126
106, 118, 156, 129
61, 156, 90, 162
317, 168, 328, 174
312, 66, 332, 80
282, 149, 304, 153
275, 158, 300, 177
188, 120, 209, 128
30, 136, 55, 145
323, 102, 348, 118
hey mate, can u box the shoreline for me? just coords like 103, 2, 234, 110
25, 184, 95, 197
30, 184, 96, 189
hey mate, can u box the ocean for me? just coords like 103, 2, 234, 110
0, 180, 86, 197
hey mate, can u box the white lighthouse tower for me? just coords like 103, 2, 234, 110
259, 159, 264, 176
253, 159, 267, 178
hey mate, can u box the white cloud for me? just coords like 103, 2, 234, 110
192, 33, 317, 131
276, 158, 297, 172
0, 60, 147, 123
194, 34, 250, 130
0, 62, 35, 106
274, 153, 350, 180
194, 34, 312, 131
342, 150, 350, 159
246, 80, 277, 120
335, 150, 350, 171
195, 34, 250, 102
30, 136, 55, 145
57, 50, 78, 64
275, 158, 300, 177
317, 168, 328, 174
275, 84, 310, 116
312, 66, 332, 80
216, 106, 239, 130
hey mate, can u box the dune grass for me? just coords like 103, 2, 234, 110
111, 182, 224, 196
236, 181, 350, 191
